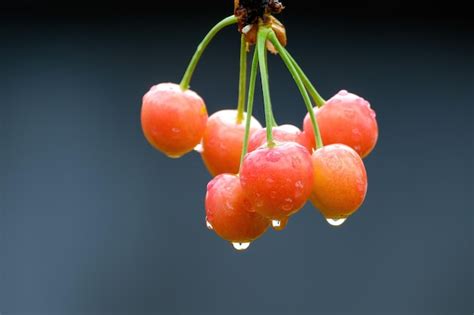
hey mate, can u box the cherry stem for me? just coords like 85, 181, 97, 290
285, 50, 326, 108
180, 15, 238, 90
236, 34, 248, 123
262, 45, 278, 127
239, 48, 259, 171
268, 30, 324, 149
257, 26, 275, 148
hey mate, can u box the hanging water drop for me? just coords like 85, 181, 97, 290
194, 143, 203, 153
232, 242, 251, 251
206, 220, 213, 230
326, 218, 347, 227
272, 217, 288, 231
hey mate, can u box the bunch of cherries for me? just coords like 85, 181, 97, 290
141, 1, 378, 251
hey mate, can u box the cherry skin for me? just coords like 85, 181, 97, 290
141, 83, 208, 158
205, 174, 270, 244
310, 144, 368, 220
303, 90, 378, 158
240, 142, 313, 220
201, 109, 262, 176
248, 124, 312, 153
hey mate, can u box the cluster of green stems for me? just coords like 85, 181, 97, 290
179, 15, 326, 173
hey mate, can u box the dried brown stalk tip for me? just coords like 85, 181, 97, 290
234, 0, 286, 49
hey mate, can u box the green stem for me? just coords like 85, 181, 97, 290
285, 49, 326, 108
268, 31, 323, 149
239, 48, 259, 171
236, 34, 248, 123
257, 27, 275, 147
180, 15, 238, 90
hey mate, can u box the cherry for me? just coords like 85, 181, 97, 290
247, 124, 312, 153
205, 174, 270, 245
141, 83, 208, 158
303, 90, 378, 158
201, 109, 262, 176
240, 142, 313, 220
310, 144, 368, 220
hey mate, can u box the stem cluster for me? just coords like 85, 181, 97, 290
179, 14, 326, 172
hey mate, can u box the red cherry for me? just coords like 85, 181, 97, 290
310, 144, 368, 220
201, 110, 262, 176
303, 90, 378, 158
248, 124, 312, 153
240, 142, 313, 220
141, 83, 208, 158
205, 174, 270, 244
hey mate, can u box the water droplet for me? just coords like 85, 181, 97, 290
272, 217, 289, 231
338, 90, 349, 96
266, 150, 282, 162
194, 143, 203, 153
206, 220, 213, 230
344, 108, 356, 118
171, 127, 180, 133
370, 110, 377, 118
232, 242, 251, 251
270, 191, 277, 199
225, 200, 234, 210
166, 154, 181, 159
354, 145, 362, 152
291, 156, 301, 168
282, 198, 293, 211
326, 218, 347, 227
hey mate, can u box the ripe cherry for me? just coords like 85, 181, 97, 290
310, 144, 368, 221
201, 109, 262, 176
240, 142, 313, 220
248, 124, 312, 153
303, 90, 378, 158
205, 174, 270, 246
141, 83, 208, 158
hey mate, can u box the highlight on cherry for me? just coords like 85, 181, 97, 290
140, 1, 379, 251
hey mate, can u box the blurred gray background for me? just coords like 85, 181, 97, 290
1, 1, 472, 314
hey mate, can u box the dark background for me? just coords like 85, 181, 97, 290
1, 1, 472, 314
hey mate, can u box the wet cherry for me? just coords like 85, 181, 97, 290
310, 144, 368, 221
248, 124, 312, 153
240, 142, 313, 220
303, 90, 378, 158
201, 109, 262, 176
206, 174, 270, 244
141, 83, 208, 158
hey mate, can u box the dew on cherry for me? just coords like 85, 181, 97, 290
270, 190, 277, 199
171, 127, 181, 134
225, 200, 235, 210
326, 218, 347, 227
206, 219, 213, 230
232, 242, 251, 251
266, 150, 282, 162
344, 108, 356, 118
282, 198, 293, 211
